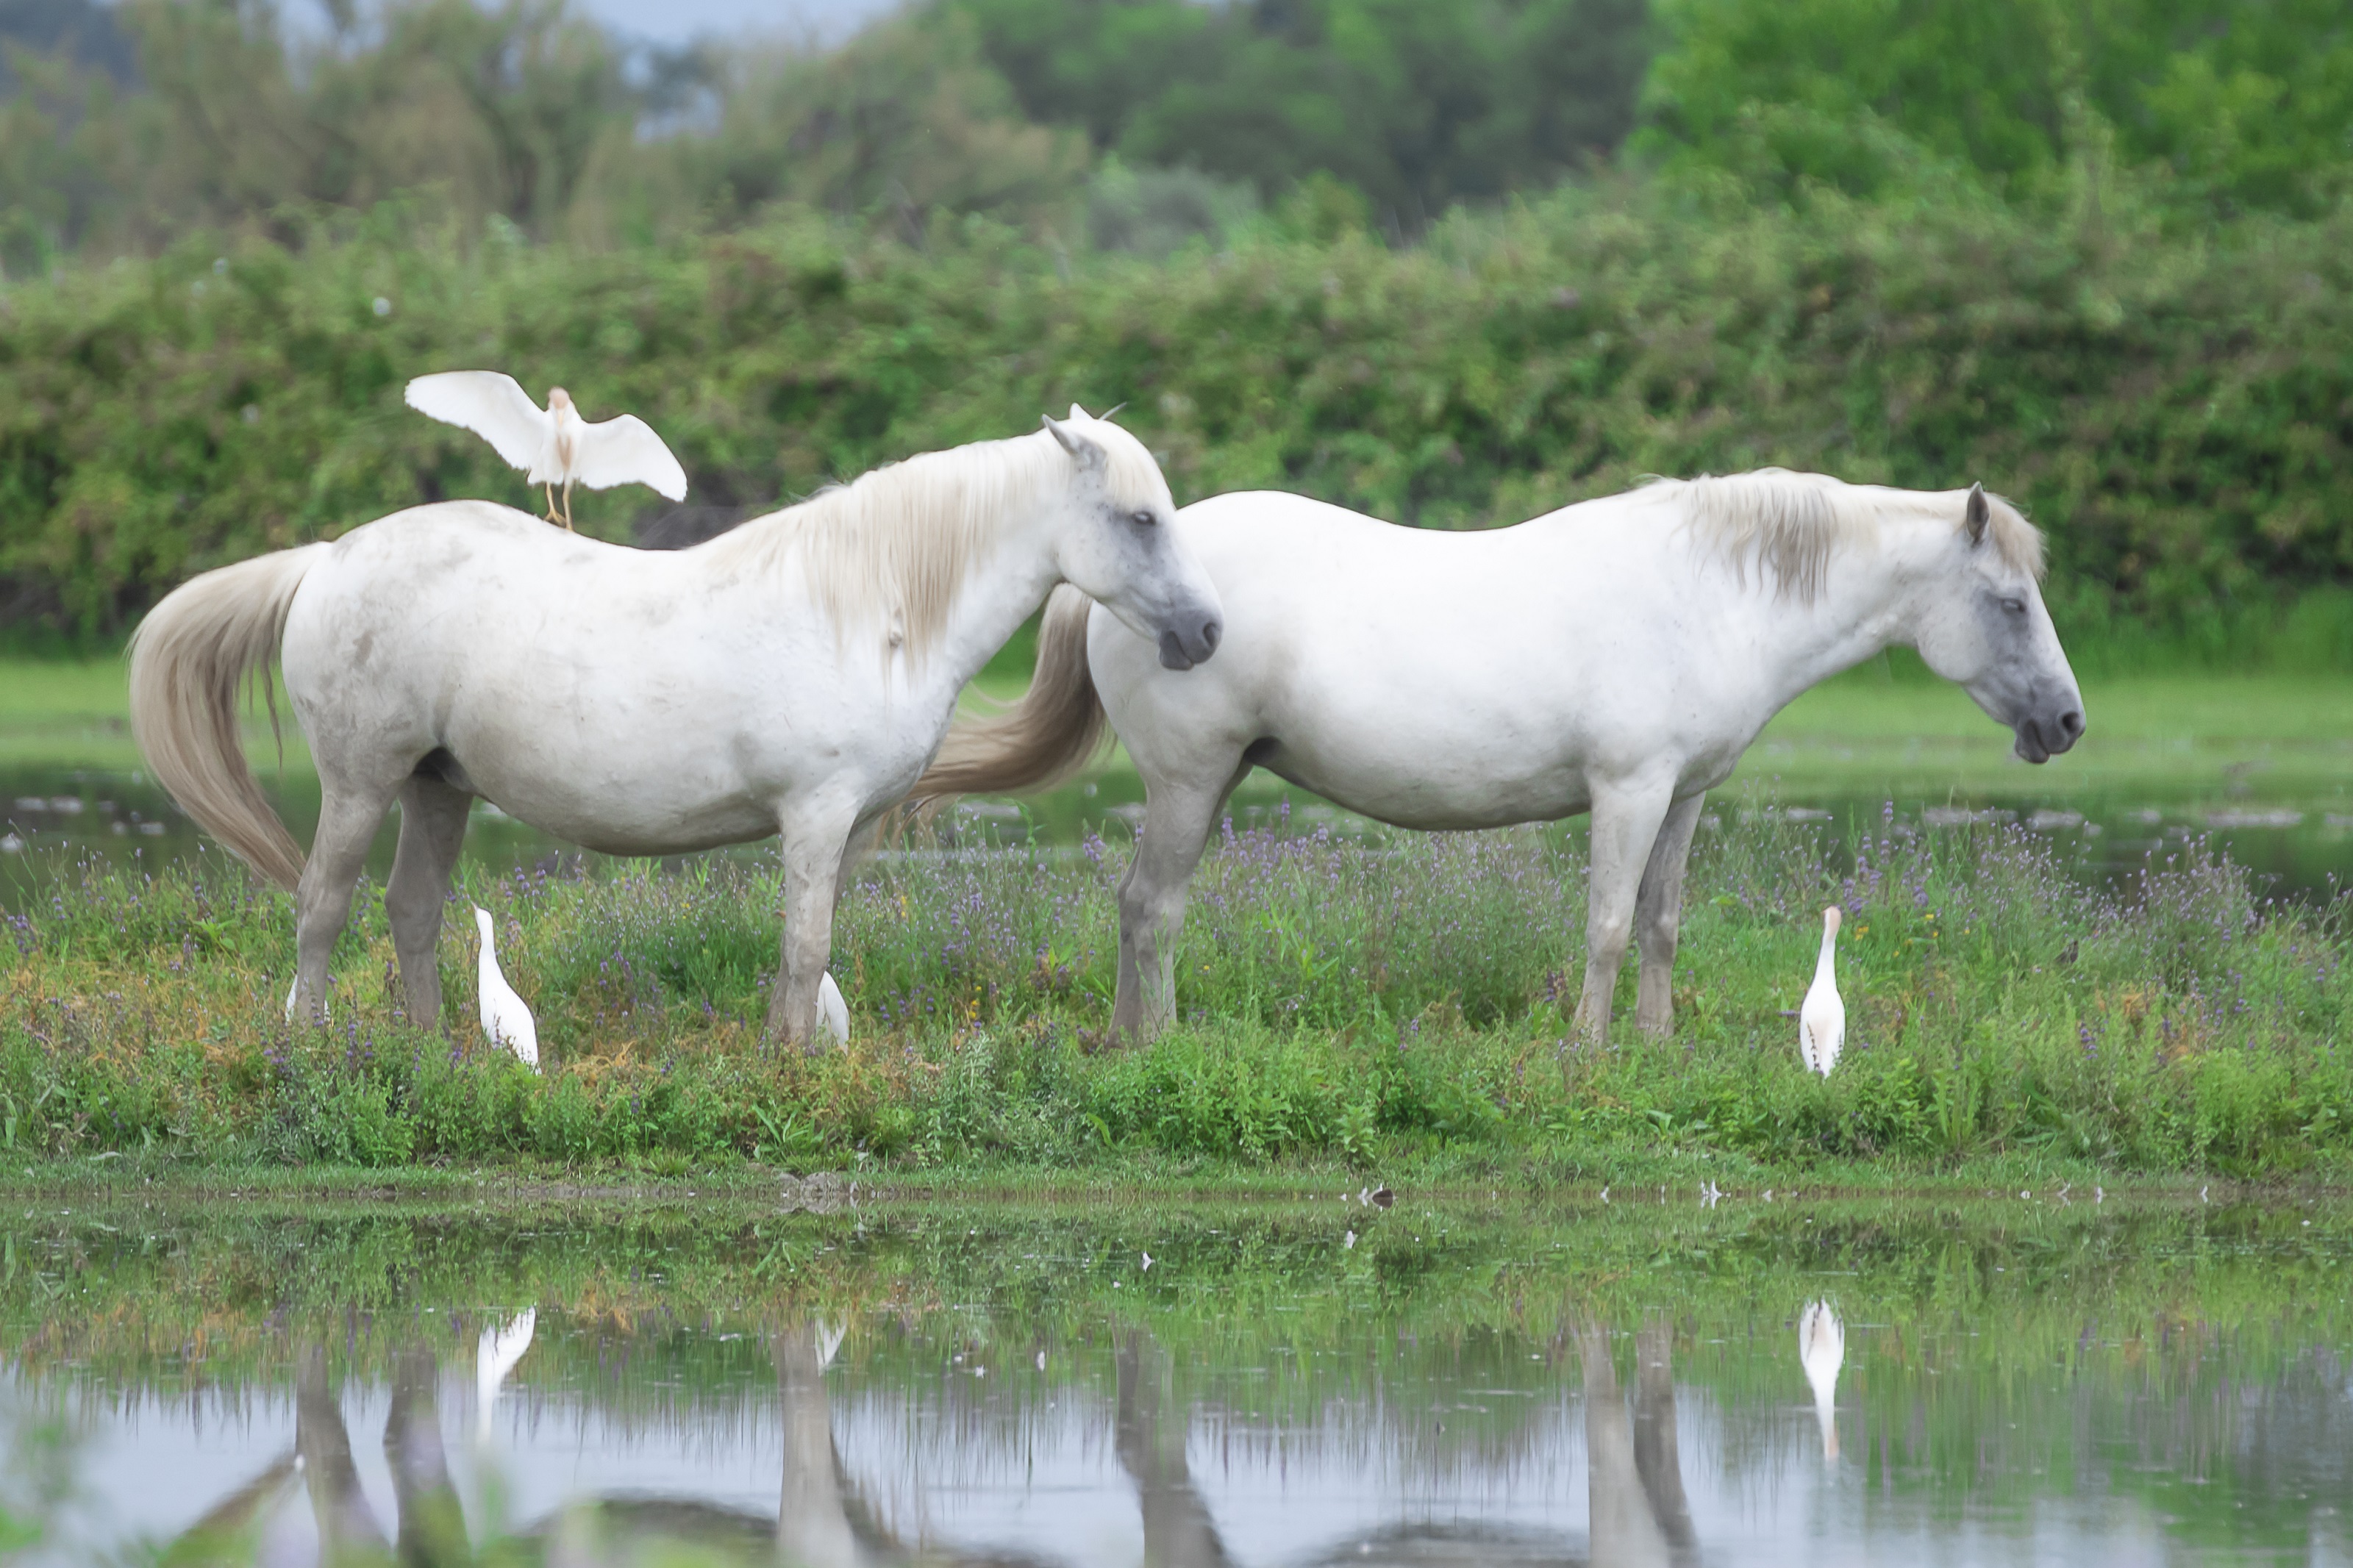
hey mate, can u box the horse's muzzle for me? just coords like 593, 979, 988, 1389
2013, 706, 2085, 765
1158, 615, 1221, 671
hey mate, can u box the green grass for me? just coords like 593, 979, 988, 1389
3, 800, 2349, 1182
1740, 655, 2353, 804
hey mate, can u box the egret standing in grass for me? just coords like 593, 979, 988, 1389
1798, 1300, 1845, 1459
818, 970, 849, 1045
473, 906, 538, 1070
404, 371, 688, 529
1800, 906, 1844, 1075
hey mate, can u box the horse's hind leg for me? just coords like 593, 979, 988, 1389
1574, 779, 1676, 1043
1633, 793, 1706, 1036
290, 774, 401, 1023
1113, 760, 1244, 1040
386, 775, 473, 1030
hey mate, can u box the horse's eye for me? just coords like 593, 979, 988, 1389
2001, 597, 2027, 615
1130, 509, 1157, 529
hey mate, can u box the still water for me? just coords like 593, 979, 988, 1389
2, 1199, 2347, 1564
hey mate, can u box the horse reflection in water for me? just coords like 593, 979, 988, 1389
164, 1342, 471, 1564
157, 1318, 1713, 1566
1115, 1331, 1232, 1568
1577, 1321, 1701, 1568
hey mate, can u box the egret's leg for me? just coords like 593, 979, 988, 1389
768, 796, 860, 1050
1632, 793, 1706, 1036
560, 479, 576, 531
291, 777, 400, 1024
386, 774, 473, 1031
1575, 780, 1677, 1043
541, 482, 560, 523
1113, 760, 1244, 1040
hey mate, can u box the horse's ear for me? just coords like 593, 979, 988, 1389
1043, 413, 1106, 471
1068, 402, 1090, 421
1963, 483, 1990, 547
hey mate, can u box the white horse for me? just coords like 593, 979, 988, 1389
918, 470, 2083, 1040
128, 410, 1223, 1046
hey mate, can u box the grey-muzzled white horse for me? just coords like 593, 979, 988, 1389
915, 470, 2084, 1042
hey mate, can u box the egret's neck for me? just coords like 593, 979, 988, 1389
1815, 925, 1840, 979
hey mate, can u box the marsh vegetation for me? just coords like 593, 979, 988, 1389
4, 795, 2347, 1178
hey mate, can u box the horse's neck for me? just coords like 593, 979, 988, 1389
1743, 516, 1940, 712
910, 500, 1063, 706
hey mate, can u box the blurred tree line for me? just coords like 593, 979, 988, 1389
5, 0, 2346, 264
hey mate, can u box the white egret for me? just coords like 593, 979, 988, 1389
404, 371, 688, 530
1800, 906, 1844, 1075
472, 906, 539, 1070
818, 970, 849, 1045
475, 1307, 538, 1445
1798, 1300, 1844, 1459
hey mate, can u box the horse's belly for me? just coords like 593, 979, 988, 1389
448, 731, 784, 857
1265, 736, 1590, 830
507, 790, 778, 858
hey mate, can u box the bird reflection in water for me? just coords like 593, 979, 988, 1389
1578, 1320, 1701, 1568
1798, 1301, 1846, 1461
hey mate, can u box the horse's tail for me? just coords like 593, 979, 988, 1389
126, 544, 330, 892
910, 584, 1109, 809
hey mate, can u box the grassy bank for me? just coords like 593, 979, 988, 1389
3, 801, 2349, 1181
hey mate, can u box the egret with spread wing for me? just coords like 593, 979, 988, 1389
405, 371, 687, 529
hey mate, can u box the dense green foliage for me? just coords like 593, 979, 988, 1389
4, 804, 2349, 1174
1645, 0, 2353, 215
2, 187, 2349, 640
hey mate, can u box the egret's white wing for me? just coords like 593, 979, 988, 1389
405, 371, 549, 470
498, 992, 540, 1071
574, 413, 689, 501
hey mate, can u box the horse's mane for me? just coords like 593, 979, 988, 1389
699, 423, 1162, 665
1650, 468, 2044, 602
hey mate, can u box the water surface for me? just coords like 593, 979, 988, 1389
2, 1198, 2346, 1564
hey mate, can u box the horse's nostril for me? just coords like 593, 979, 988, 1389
1200, 619, 1221, 654
2060, 709, 2085, 737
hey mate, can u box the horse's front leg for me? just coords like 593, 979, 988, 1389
1633, 792, 1706, 1036
1574, 781, 1675, 1042
1114, 765, 1237, 1040
768, 799, 859, 1050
